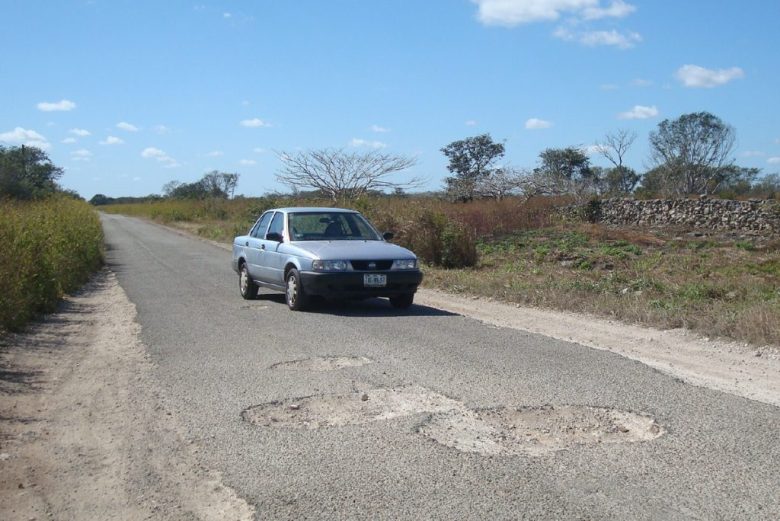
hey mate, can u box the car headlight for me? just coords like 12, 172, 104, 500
392, 259, 417, 270
312, 259, 349, 272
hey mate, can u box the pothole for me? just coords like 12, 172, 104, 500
270, 356, 372, 372
241, 385, 461, 429
419, 405, 665, 456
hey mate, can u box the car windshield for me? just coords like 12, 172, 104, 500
288, 212, 382, 241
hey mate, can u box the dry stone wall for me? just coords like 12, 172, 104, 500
574, 198, 779, 234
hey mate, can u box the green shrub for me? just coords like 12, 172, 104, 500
0, 197, 103, 331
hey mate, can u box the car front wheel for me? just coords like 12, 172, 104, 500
239, 263, 258, 300
389, 293, 414, 309
285, 268, 308, 311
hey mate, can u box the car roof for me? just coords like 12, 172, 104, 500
273, 207, 359, 214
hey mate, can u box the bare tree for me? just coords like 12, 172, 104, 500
476, 167, 523, 200
275, 149, 420, 202
597, 129, 636, 169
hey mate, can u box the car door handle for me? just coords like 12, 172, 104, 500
245, 241, 249, 246
261, 244, 266, 250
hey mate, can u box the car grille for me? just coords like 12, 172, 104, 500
350, 260, 393, 271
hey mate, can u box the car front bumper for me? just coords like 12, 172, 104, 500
299, 270, 423, 298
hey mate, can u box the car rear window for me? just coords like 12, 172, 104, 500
288, 212, 381, 241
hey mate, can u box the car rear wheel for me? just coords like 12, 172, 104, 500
285, 268, 308, 311
389, 293, 414, 309
239, 263, 258, 300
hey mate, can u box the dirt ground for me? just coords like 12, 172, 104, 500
0, 269, 254, 521
1, 263, 778, 519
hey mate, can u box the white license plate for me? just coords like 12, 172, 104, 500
364, 274, 387, 287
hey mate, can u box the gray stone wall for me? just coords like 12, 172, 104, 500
592, 198, 779, 233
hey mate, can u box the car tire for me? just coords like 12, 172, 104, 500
389, 293, 414, 309
239, 263, 258, 300
285, 268, 308, 311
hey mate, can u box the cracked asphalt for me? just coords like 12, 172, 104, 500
102, 213, 780, 520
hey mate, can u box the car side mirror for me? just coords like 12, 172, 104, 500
382, 232, 394, 241
266, 232, 283, 243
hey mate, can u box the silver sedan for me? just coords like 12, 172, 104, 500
232, 207, 423, 310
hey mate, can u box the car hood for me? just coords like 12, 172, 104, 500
293, 240, 416, 260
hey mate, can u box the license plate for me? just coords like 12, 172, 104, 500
364, 274, 387, 287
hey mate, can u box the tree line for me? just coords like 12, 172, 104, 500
441, 112, 776, 202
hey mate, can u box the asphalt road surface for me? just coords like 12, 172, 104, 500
101, 214, 780, 520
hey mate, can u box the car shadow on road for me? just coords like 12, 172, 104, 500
255, 291, 456, 317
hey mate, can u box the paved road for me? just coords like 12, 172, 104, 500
102, 214, 780, 520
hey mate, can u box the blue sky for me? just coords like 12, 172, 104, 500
2, 0, 779, 199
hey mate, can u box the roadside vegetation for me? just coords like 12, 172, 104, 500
0, 146, 103, 332
97, 111, 779, 345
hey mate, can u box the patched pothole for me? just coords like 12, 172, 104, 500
242, 387, 664, 456
241, 386, 461, 429
270, 356, 372, 372
419, 405, 665, 456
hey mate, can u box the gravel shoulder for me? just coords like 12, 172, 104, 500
416, 289, 780, 408
0, 269, 254, 521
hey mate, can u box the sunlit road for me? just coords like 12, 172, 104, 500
101, 213, 780, 520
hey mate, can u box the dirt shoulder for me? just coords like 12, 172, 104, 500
0, 269, 254, 521
416, 289, 780, 408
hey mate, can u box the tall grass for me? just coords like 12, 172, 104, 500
0, 197, 103, 331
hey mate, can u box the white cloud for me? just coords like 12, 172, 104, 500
116, 121, 139, 132
71, 149, 92, 161
371, 124, 390, 133
618, 105, 658, 119
676, 65, 744, 88
0, 127, 51, 150
133, 177, 142, 182
69, 128, 91, 137
582, 0, 636, 20
768, 157, 780, 165
37, 99, 76, 112
239, 159, 257, 166
240, 118, 271, 128
742, 150, 765, 158
62, 137, 77, 144
349, 138, 387, 149
253, 147, 266, 154
99, 136, 124, 145
472, 0, 636, 25
525, 118, 553, 129
141, 147, 166, 159
153, 125, 171, 135
556, 27, 641, 48
465, 120, 478, 126
585, 144, 607, 156
206, 150, 224, 157
600, 83, 619, 90
223, 12, 232, 18
631, 78, 652, 87
141, 147, 180, 167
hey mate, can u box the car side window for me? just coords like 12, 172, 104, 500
267, 212, 284, 238
251, 212, 273, 239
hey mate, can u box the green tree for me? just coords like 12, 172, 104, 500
520, 147, 597, 200
596, 129, 640, 195
441, 134, 505, 201
648, 112, 737, 196
0, 145, 63, 199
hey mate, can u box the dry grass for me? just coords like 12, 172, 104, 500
426, 225, 780, 346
